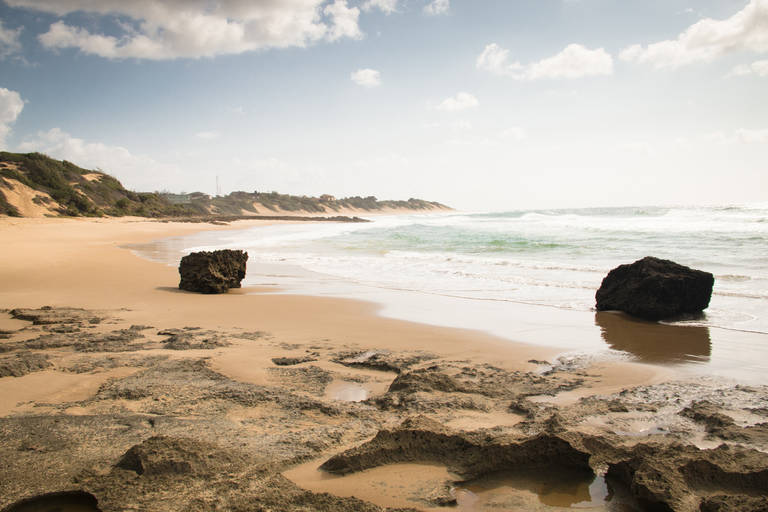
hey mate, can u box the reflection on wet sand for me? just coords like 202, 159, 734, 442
324, 380, 369, 402
596, 312, 711, 364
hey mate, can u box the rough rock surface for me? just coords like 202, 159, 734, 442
178, 249, 248, 294
320, 416, 592, 478
11, 306, 105, 325
0, 351, 51, 377
272, 355, 318, 366
332, 350, 438, 373
595, 256, 714, 321
2, 305, 767, 512
322, 417, 768, 512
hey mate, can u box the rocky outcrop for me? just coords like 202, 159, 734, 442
595, 256, 714, 321
604, 442, 768, 512
0, 352, 51, 377
681, 401, 768, 444
178, 250, 248, 294
319, 416, 592, 478
3, 305, 767, 512
332, 350, 438, 374
320, 417, 768, 512
10, 306, 104, 325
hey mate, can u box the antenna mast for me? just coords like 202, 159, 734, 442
216, 175, 221, 197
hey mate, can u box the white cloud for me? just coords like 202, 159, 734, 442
424, 0, 450, 16
424, 120, 473, 130
362, 0, 398, 14
528, 44, 613, 79
0, 19, 22, 59
7, 0, 364, 60
17, 127, 182, 191
0, 88, 24, 149
477, 43, 613, 79
498, 127, 527, 142
436, 92, 478, 112
728, 59, 768, 76
734, 128, 768, 143
620, 0, 768, 69
477, 44, 520, 75
323, 0, 363, 41
350, 68, 381, 87
704, 128, 768, 144
195, 131, 220, 140
616, 141, 654, 156
442, 126, 528, 148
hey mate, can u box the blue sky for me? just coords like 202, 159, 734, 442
0, 0, 766, 210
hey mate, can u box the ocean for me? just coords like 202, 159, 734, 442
131, 203, 768, 382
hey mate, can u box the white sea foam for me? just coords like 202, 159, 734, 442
137, 204, 768, 338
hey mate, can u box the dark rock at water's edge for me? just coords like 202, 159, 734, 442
595, 256, 714, 321
178, 250, 248, 294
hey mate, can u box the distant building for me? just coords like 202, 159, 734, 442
161, 193, 193, 204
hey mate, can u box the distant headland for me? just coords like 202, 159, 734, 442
0, 152, 451, 219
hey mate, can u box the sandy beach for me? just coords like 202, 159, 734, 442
0, 216, 662, 400
1, 216, 767, 512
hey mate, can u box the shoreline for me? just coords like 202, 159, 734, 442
2, 215, 662, 386
1, 216, 767, 512
130, 216, 768, 384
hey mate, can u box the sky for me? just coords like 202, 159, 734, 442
0, 0, 766, 211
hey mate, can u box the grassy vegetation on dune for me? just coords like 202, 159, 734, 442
0, 152, 449, 218
0, 152, 193, 217
0, 177, 21, 217
250, 191, 446, 213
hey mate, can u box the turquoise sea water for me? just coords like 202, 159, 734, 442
133, 203, 768, 381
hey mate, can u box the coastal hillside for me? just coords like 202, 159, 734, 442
0, 152, 450, 218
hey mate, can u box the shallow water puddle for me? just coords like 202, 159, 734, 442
284, 461, 458, 510
324, 380, 369, 402
453, 469, 606, 510
286, 460, 643, 511
453, 469, 644, 511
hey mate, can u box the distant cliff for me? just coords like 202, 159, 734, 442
0, 152, 450, 218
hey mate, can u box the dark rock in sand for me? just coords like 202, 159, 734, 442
272, 356, 318, 366
178, 249, 248, 294
595, 256, 714, 321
